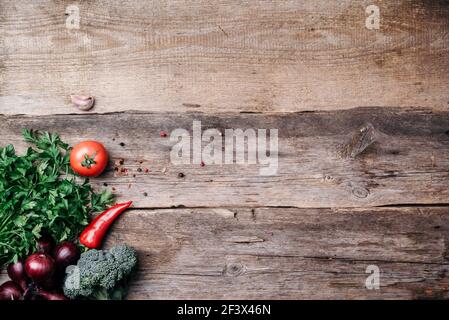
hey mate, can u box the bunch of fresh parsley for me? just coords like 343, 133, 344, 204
0, 130, 113, 266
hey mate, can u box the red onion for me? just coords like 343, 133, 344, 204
25, 253, 55, 283
53, 242, 80, 271
0, 281, 23, 300
37, 235, 55, 254
40, 274, 60, 290
7, 260, 28, 290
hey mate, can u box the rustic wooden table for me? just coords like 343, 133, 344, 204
1, 0, 449, 299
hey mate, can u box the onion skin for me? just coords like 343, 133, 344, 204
37, 235, 55, 254
0, 281, 23, 300
7, 260, 28, 291
40, 274, 60, 291
53, 242, 81, 271
25, 253, 55, 283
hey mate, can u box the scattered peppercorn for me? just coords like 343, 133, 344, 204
103, 182, 108, 187
119, 142, 125, 147
144, 168, 149, 173
178, 172, 185, 178
112, 187, 116, 191
200, 161, 205, 167
143, 192, 148, 197
137, 168, 143, 172
160, 131, 168, 137
119, 159, 124, 165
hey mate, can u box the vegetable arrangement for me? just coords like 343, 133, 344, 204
0, 130, 112, 264
0, 130, 137, 300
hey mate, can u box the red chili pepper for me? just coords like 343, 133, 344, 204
79, 201, 132, 249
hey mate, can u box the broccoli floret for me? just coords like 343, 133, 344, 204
63, 244, 137, 300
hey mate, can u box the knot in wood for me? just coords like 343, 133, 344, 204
339, 122, 378, 158
352, 186, 370, 198
223, 262, 246, 277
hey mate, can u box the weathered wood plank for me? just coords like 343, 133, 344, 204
2, 206, 449, 299
1, 0, 449, 115
107, 206, 449, 299
1, 107, 449, 208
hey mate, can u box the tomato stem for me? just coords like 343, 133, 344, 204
81, 152, 97, 169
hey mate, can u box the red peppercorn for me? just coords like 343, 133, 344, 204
159, 131, 168, 137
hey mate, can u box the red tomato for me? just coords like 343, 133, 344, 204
70, 141, 108, 177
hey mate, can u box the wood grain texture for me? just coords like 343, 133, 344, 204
1, 0, 449, 301
3, 206, 449, 299
1, 0, 449, 115
119, 206, 449, 299
1, 107, 448, 208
